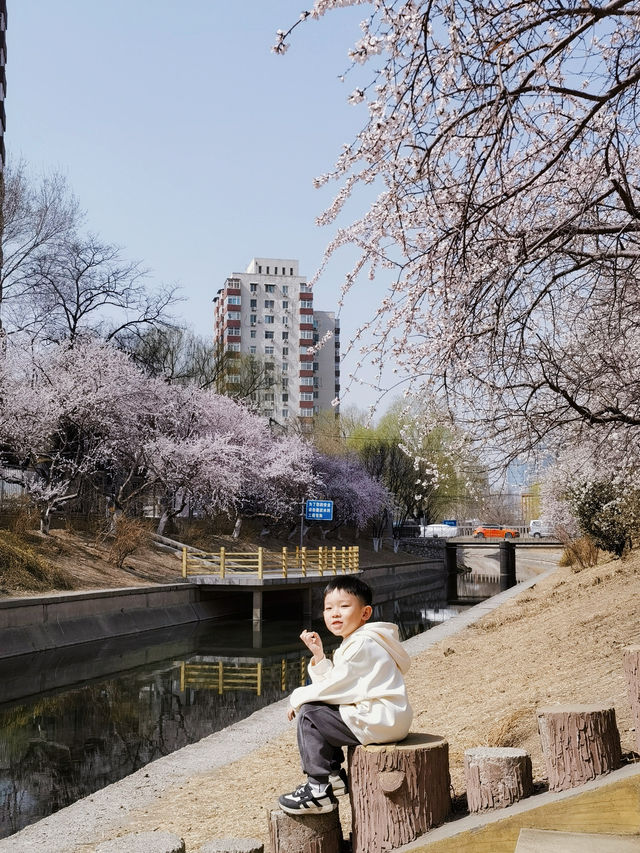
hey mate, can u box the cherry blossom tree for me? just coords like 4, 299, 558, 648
276, 0, 640, 465
312, 451, 390, 534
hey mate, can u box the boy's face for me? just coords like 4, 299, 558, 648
323, 588, 372, 639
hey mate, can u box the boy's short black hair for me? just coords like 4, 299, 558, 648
323, 575, 373, 606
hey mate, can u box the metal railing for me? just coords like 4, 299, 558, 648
181, 545, 359, 579
179, 657, 308, 696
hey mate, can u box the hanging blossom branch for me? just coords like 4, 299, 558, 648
274, 0, 640, 471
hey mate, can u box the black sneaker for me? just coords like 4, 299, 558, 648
329, 768, 349, 796
279, 782, 338, 815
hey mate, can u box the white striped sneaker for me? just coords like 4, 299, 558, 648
279, 782, 338, 815
329, 768, 349, 796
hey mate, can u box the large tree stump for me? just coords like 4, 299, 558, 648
464, 746, 533, 812
537, 703, 622, 792
622, 645, 640, 754
268, 807, 342, 853
348, 733, 451, 853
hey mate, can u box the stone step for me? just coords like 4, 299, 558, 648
515, 828, 640, 853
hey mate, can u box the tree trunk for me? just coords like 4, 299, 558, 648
232, 516, 242, 539
268, 808, 342, 853
537, 703, 622, 792
622, 645, 640, 754
156, 509, 172, 537
464, 746, 533, 812
39, 508, 51, 535
348, 733, 451, 853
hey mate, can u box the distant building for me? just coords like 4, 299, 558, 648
213, 258, 340, 428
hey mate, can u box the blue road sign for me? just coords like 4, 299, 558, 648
305, 500, 334, 521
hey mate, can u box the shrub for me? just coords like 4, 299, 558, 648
105, 516, 150, 569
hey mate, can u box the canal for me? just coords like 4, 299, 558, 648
0, 571, 499, 839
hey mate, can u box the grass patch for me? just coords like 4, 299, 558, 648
0, 530, 76, 594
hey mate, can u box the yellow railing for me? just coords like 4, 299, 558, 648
179, 657, 309, 696
181, 545, 359, 579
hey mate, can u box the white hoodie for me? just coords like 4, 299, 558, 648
289, 621, 413, 745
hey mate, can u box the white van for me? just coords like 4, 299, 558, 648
529, 519, 552, 538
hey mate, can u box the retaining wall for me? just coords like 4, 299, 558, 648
0, 584, 236, 659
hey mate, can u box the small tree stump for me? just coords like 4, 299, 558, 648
348, 733, 451, 853
622, 645, 640, 753
464, 746, 533, 812
268, 807, 342, 853
537, 703, 622, 792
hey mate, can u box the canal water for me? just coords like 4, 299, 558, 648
0, 572, 499, 839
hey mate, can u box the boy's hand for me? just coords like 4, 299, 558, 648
287, 708, 296, 721
300, 629, 325, 664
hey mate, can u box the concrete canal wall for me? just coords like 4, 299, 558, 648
0, 584, 243, 659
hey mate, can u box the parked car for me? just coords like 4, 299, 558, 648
529, 519, 553, 538
421, 523, 458, 538
472, 524, 520, 539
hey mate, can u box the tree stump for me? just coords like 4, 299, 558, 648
537, 703, 622, 792
622, 645, 640, 753
268, 807, 342, 853
348, 733, 451, 853
464, 746, 533, 812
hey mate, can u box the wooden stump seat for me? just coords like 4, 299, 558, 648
348, 732, 451, 853
623, 645, 640, 754
537, 703, 622, 792
464, 746, 533, 812
268, 808, 342, 853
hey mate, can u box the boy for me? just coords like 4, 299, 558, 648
278, 575, 412, 815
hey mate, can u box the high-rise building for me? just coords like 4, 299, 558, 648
213, 258, 340, 427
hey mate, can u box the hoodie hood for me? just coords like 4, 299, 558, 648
348, 621, 411, 674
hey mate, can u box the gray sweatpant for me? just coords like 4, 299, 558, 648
296, 702, 361, 786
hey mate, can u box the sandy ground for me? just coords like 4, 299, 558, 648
49, 548, 637, 852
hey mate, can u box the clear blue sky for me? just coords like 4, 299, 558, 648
8, 1, 397, 411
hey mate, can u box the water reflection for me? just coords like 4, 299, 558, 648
0, 574, 497, 839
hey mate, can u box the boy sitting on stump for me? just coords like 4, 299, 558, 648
279, 575, 412, 815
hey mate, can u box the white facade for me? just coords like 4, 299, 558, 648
213, 258, 340, 427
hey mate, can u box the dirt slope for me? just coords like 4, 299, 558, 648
87, 549, 640, 851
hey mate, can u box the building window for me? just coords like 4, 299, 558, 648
227, 374, 241, 384
265, 315, 275, 324
250, 330, 256, 339
282, 363, 288, 372
250, 298, 257, 308
265, 362, 275, 372
250, 346, 257, 354
282, 300, 289, 310
227, 343, 241, 352
227, 296, 241, 306
266, 266, 270, 274
313, 362, 319, 371
282, 331, 289, 340
300, 300, 313, 309
265, 346, 274, 355
258, 266, 262, 273
265, 330, 274, 339
264, 300, 275, 309
313, 391, 319, 399
228, 311, 241, 320
266, 284, 276, 293
282, 346, 289, 355
250, 314, 257, 324
282, 285, 289, 295
301, 377, 314, 386
300, 392, 314, 401
264, 393, 274, 402
250, 283, 258, 292
282, 378, 289, 388
282, 409, 289, 418
282, 393, 289, 402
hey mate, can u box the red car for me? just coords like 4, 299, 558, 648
473, 525, 520, 539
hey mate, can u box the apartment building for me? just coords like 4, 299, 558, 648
213, 258, 340, 427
